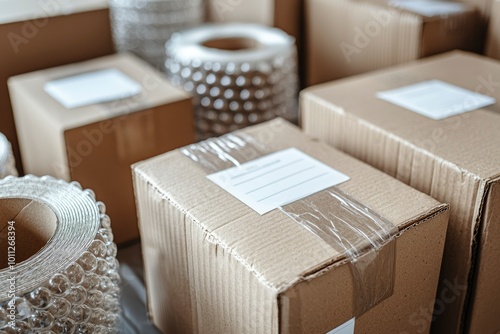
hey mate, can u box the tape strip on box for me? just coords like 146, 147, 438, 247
181, 131, 396, 319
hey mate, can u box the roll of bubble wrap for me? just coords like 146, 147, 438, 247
0, 176, 121, 333
165, 23, 298, 139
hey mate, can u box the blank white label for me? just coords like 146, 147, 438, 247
390, 0, 467, 16
207, 148, 350, 215
377, 80, 496, 120
327, 318, 355, 334
44, 68, 142, 109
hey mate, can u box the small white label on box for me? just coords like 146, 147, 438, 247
207, 148, 350, 215
44, 68, 142, 109
377, 80, 496, 120
327, 318, 355, 334
390, 0, 467, 17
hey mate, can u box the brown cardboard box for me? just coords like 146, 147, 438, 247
8, 53, 195, 244
302, 51, 500, 334
133, 118, 449, 333
306, 0, 481, 86
0, 0, 115, 173
486, 0, 500, 59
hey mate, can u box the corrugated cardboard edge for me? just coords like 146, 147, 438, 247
463, 175, 500, 332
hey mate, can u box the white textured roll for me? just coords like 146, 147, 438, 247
109, 0, 205, 70
0, 176, 120, 332
0, 133, 17, 179
165, 23, 298, 139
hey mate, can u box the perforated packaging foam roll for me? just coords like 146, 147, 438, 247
165, 23, 298, 139
0, 133, 17, 179
0, 175, 121, 333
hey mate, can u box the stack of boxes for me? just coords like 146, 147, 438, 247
2, 0, 500, 332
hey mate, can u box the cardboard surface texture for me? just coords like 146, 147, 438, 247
301, 51, 500, 334
8, 54, 195, 244
486, 0, 500, 60
0, 0, 114, 173
133, 119, 449, 333
306, 0, 481, 86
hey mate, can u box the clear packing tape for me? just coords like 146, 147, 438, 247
182, 132, 397, 318
109, 0, 205, 70
0, 134, 17, 179
166, 23, 298, 140
0, 176, 121, 333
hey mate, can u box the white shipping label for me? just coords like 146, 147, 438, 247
376, 80, 496, 120
390, 0, 467, 17
44, 68, 142, 109
327, 318, 355, 334
207, 148, 350, 215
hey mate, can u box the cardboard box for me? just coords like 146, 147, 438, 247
133, 118, 449, 333
486, 0, 500, 59
0, 0, 114, 173
306, 0, 481, 86
302, 51, 500, 334
8, 53, 195, 244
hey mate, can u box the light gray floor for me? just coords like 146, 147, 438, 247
117, 243, 162, 334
